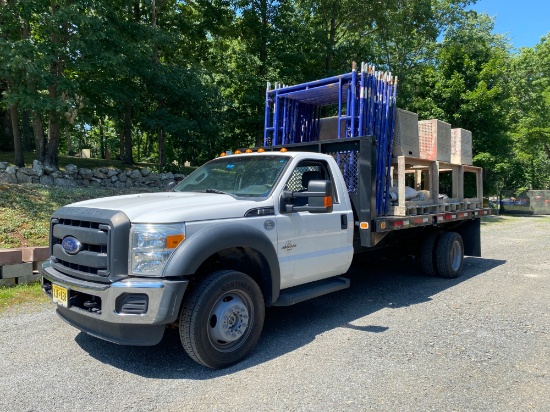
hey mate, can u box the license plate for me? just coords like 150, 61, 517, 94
52, 284, 69, 308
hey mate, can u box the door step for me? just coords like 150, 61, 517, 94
273, 276, 350, 306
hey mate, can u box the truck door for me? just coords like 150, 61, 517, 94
276, 159, 354, 289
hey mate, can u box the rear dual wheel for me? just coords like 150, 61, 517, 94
420, 231, 464, 279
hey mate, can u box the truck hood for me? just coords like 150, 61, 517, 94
64, 192, 269, 223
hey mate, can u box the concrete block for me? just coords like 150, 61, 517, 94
32, 261, 46, 272
1, 262, 33, 279
418, 119, 451, 162
0, 249, 23, 266
21, 247, 49, 263
17, 273, 42, 285
0, 278, 16, 287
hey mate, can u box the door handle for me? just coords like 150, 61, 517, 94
341, 214, 348, 229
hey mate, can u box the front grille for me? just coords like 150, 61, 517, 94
55, 257, 104, 276
51, 219, 110, 278
50, 207, 131, 283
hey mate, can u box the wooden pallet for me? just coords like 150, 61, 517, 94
388, 156, 483, 217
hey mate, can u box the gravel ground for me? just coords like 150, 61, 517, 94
1, 215, 549, 412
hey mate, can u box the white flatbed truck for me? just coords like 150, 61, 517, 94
41, 135, 491, 368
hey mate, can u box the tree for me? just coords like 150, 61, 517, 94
408, 11, 514, 195
511, 35, 550, 189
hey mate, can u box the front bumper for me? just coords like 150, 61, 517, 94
41, 260, 188, 345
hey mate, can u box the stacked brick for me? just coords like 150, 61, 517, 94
0, 247, 48, 287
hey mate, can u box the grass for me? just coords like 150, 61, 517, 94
0, 282, 48, 314
0, 183, 163, 248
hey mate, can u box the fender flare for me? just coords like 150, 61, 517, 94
163, 223, 280, 304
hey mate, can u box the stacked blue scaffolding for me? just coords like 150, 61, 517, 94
264, 62, 398, 215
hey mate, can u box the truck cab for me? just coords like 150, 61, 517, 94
42, 151, 355, 369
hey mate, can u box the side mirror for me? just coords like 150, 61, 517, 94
282, 180, 334, 213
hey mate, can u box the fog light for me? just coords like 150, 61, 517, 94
116, 293, 149, 315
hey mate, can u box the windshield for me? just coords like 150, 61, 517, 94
173, 155, 290, 198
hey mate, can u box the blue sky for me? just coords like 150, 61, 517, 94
471, 0, 549, 49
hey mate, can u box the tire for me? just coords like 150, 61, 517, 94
436, 232, 464, 279
420, 231, 440, 276
179, 270, 265, 369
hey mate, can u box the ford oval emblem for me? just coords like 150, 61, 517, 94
62, 236, 83, 255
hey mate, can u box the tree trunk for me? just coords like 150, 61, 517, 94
32, 112, 46, 163
158, 128, 165, 168
65, 127, 73, 155
123, 102, 133, 165
22, 111, 32, 151
325, 16, 336, 73
44, 111, 60, 169
99, 117, 105, 159
43, 0, 62, 170
10, 104, 25, 167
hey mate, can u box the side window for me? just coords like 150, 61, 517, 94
284, 160, 338, 204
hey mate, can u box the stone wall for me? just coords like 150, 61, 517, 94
0, 160, 185, 189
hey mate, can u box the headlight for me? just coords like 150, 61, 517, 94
129, 223, 186, 276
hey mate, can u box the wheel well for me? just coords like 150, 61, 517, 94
191, 247, 273, 305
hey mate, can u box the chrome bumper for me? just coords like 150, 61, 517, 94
41, 260, 188, 345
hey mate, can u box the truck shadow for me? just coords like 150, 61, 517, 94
74, 256, 505, 379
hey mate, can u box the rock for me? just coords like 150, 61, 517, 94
146, 172, 159, 181
92, 169, 106, 179
39, 175, 54, 186
54, 177, 77, 187
141, 167, 151, 177
166, 172, 174, 180
16, 170, 34, 184
0, 168, 17, 183
125, 179, 134, 187
114, 181, 126, 189
32, 160, 44, 176
65, 164, 78, 176
18, 167, 38, 177
79, 168, 93, 180
111, 175, 118, 183
107, 169, 118, 178
130, 170, 141, 179
0, 161, 9, 171
118, 173, 127, 183
174, 173, 186, 181
44, 166, 56, 175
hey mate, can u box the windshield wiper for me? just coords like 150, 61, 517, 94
202, 189, 231, 195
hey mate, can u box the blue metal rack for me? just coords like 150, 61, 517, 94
264, 62, 398, 215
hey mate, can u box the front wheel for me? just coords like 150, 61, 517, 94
179, 270, 265, 369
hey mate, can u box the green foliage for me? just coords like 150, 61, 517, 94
510, 35, 550, 190
0, 1, 548, 194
